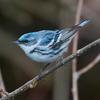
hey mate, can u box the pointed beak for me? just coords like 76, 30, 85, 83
13, 40, 20, 44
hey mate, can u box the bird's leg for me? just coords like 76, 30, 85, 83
61, 56, 65, 64
39, 63, 50, 77
40, 63, 50, 73
56, 55, 65, 65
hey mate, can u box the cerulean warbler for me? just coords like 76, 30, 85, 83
15, 20, 90, 63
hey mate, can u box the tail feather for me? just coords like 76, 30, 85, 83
78, 19, 90, 27
59, 19, 90, 41
50, 19, 90, 50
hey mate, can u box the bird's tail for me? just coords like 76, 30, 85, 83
50, 20, 90, 50
78, 19, 90, 27
68, 19, 90, 33
58, 19, 90, 41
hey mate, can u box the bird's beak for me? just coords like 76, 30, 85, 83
13, 40, 20, 44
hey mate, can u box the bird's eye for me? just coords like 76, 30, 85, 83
18, 39, 37, 46
18, 40, 29, 44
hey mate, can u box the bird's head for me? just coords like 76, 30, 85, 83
14, 32, 38, 53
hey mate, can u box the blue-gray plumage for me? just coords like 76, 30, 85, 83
15, 20, 90, 63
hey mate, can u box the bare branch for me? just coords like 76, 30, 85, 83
77, 54, 100, 77
0, 66, 8, 97
72, 0, 83, 67
0, 67, 5, 91
72, 0, 84, 100
0, 38, 100, 100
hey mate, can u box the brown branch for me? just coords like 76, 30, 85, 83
0, 38, 100, 100
72, 0, 83, 100
77, 54, 100, 77
0, 66, 8, 97
0, 68, 5, 91
72, 0, 83, 67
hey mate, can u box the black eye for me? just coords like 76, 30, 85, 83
18, 40, 29, 44
18, 39, 37, 46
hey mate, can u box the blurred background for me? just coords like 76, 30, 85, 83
0, 0, 100, 100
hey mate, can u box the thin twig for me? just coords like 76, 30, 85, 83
0, 68, 5, 91
72, 0, 83, 100
77, 54, 100, 77
72, 0, 83, 67
0, 66, 8, 97
0, 38, 100, 100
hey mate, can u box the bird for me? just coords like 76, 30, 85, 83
15, 20, 90, 65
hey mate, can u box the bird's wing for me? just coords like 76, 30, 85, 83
39, 31, 58, 46
57, 19, 90, 42
49, 25, 81, 50
58, 25, 81, 41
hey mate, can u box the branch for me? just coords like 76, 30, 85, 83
77, 54, 100, 77
72, 0, 83, 100
72, 0, 83, 67
0, 38, 100, 100
0, 67, 5, 92
0, 66, 8, 97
